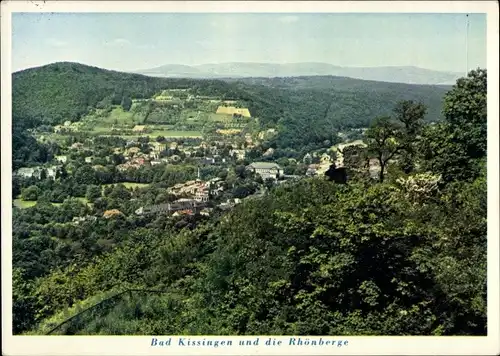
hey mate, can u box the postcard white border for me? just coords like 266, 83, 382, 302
1, 1, 499, 355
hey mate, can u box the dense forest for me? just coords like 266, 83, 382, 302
11, 66, 487, 335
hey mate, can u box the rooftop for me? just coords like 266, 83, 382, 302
247, 162, 281, 169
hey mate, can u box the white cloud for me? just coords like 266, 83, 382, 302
45, 38, 68, 47
279, 15, 299, 24
105, 38, 132, 47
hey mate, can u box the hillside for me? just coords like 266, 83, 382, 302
223, 76, 449, 150
29, 177, 487, 336
135, 62, 462, 85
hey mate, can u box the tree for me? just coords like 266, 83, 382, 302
364, 116, 401, 183
86, 185, 102, 202
109, 184, 131, 201
21, 185, 41, 201
264, 178, 275, 190
443, 68, 486, 157
39, 169, 47, 181
111, 154, 125, 166
393, 100, 427, 173
74, 165, 98, 185
138, 136, 149, 144
111, 91, 123, 105
121, 96, 133, 112
234, 165, 248, 179
12, 268, 39, 333
419, 69, 487, 182
394, 100, 426, 136
56, 166, 68, 180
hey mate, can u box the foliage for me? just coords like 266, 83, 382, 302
21, 185, 41, 201
364, 117, 401, 182
419, 69, 487, 182
392, 100, 427, 173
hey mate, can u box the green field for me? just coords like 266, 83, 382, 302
209, 113, 234, 122
77, 106, 146, 134
13, 199, 37, 209
75, 197, 91, 205
13, 197, 91, 209
102, 107, 143, 126
147, 130, 202, 138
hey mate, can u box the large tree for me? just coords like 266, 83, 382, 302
420, 69, 487, 182
364, 116, 401, 183
393, 100, 427, 173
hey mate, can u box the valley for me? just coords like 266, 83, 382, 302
10, 62, 487, 337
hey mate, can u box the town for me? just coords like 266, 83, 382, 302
13, 88, 381, 224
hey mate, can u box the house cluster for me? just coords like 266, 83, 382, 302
135, 198, 209, 217
117, 142, 169, 170
218, 198, 242, 210
167, 176, 225, 203
117, 157, 150, 171
304, 153, 333, 177
167, 140, 229, 161
168, 180, 210, 202
302, 140, 381, 180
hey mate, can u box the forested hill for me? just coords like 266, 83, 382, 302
13, 62, 450, 151
12, 62, 239, 127
225, 75, 451, 92
224, 76, 450, 147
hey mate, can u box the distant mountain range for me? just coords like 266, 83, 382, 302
135, 62, 463, 85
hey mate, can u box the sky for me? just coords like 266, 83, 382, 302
11, 12, 487, 73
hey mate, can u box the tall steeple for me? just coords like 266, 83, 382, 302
197, 167, 201, 180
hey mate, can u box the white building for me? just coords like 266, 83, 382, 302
246, 162, 284, 180
194, 188, 210, 202
55, 155, 68, 164
15, 167, 41, 179
46, 166, 59, 180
